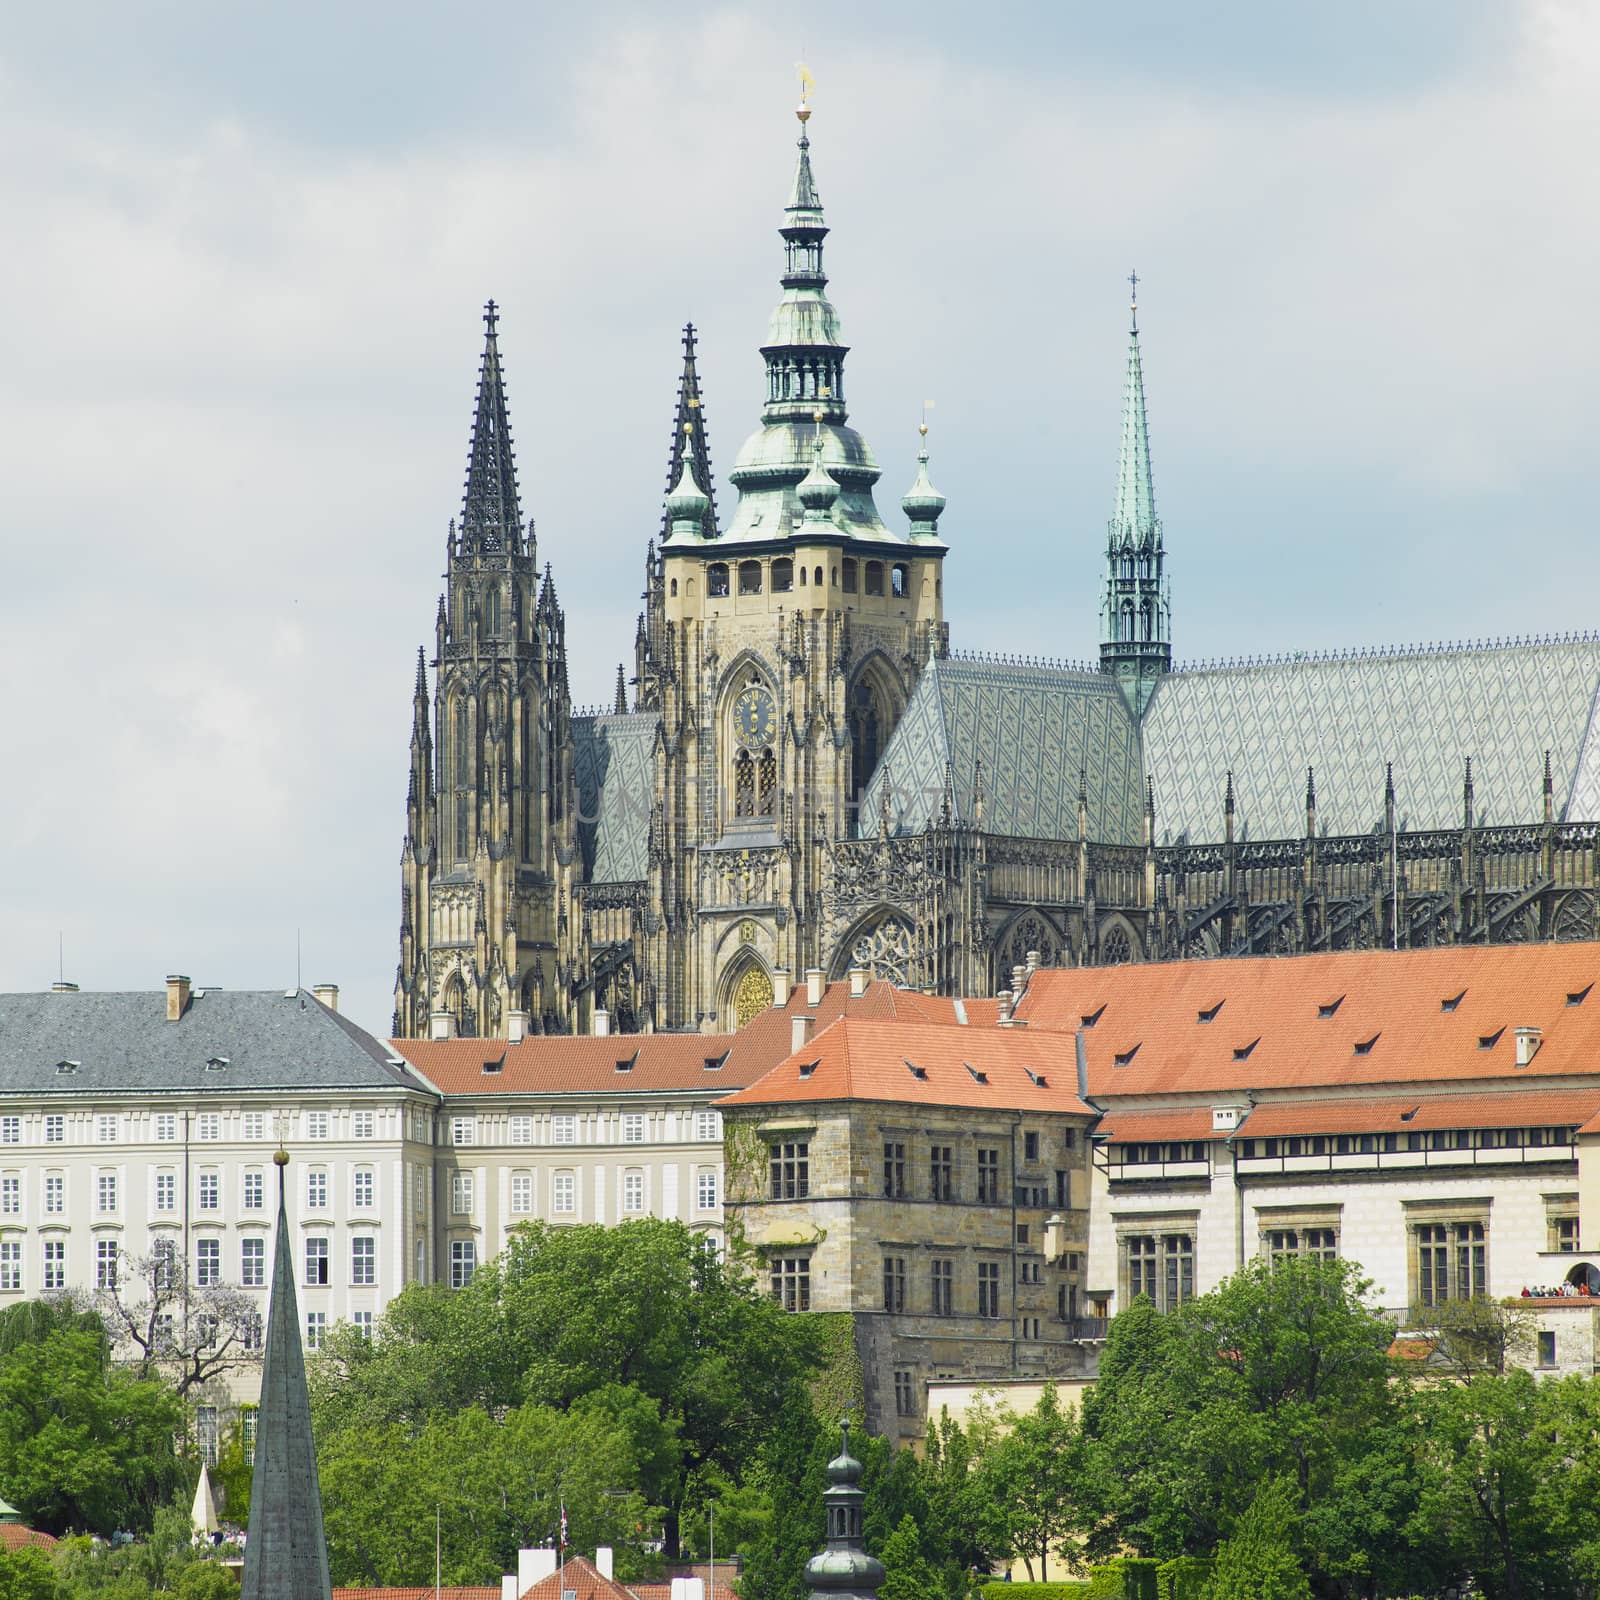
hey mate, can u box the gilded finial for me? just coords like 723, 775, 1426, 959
1127, 269, 1139, 333
796, 61, 815, 121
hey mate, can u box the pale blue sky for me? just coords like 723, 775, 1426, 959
2, 1, 1593, 1033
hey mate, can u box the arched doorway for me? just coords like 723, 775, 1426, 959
729, 964, 774, 1029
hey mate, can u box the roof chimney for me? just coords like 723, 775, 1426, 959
593, 1008, 611, 1038
518, 1548, 558, 1591
1026, 949, 1041, 976
312, 983, 339, 1013
1074, 1028, 1088, 1100
791, 1014, 815, 1054
772, 969, 792, 1007
1515, 1026, 1542, 1068
166, 974, 192, 1023
508, 1010, 529, 1044
805, 968, 825, 1006
50, 981, 79, 994
595, 1548, 614, 1581
430, 1009, 457, 1041
848, 967, 870, 998
997, 989, 1015, 1024
1011, 963, 1028, 996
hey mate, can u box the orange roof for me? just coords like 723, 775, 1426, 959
717, 1018, 1095, 1115
1096, 1107, 1220, 1142
1012, 944, 1600, 1095
0, 1524, 56, 1552
392, 979, 975, 1097
520, 1556, 633, 1600
1235, 1088, 1600, 1138
331, 1591, 498, 1600
635, 1574, 739, 1600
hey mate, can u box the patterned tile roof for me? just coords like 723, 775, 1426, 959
1013, 942, 1600, 1095
717, 1017, 1096, 1115
863, 655, 1144, 844
1235, 1088, 1600, 1137
572, 713, 658, 884
1145, 637, 1600, 840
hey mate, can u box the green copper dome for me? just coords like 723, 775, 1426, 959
901, 428, 947, 542
662, 453, 712, 543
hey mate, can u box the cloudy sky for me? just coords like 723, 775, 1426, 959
3, 1, 1595, 1035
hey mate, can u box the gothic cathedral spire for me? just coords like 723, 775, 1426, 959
659, 322, 719, 543
1099, 275, 1171, 717
460, 300, 522, 555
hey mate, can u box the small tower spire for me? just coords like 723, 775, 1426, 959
459, 300, 522, 555
659, 322, 720, 542
1099, 275, 1171, 716
902, 413, 948, 541
804, 1420, 885, 1600
614, 664, 628, 715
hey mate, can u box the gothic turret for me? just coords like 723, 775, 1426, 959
1099, 276, 1171, 717
724, 100, 896, 543
460, 300, 523, 556
901, 421, 947, 542
659, 322, 720, 542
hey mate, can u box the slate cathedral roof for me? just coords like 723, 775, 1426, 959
865, 635, 1600, 846
572, 712, 659, 883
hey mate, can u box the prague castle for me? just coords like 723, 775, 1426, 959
393, 100, 1600, 1040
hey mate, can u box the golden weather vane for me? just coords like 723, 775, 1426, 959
796, 61, 816, 118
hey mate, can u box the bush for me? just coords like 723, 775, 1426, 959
1086, 1558, 1160, 1600
1156, 1557, 1213, 1600
981, 1585, 1091, 1600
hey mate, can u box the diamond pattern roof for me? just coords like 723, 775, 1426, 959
571, 713, 658, 883
863, 656, 1144, 844
1144, 638, 1600, 841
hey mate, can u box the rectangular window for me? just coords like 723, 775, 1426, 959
306, 1169, 328, 1210
553, 1171, 576, 1215
96, 1172, 118, 1213
96, 1115, 118, 1143
96, 1238, 118, 1289
242, 1112, 265, 1142
414, 1165, 428, 1215
977, 1148, 999, 1203
305, 1311, 326, 1351
154, 1114, 176, 1143
696, 1169, 718, 1211
0, 1177, 18, 1216
304, 1111, 329, 1141
510, 1115, 534, 1146
977, 1261, 1001, 1318
352, 1169, 374, 1209
511, 1174, 533, 1214
152, 1237, 178, 1289
929, 1146, 954, 1201
1267, 1226, 1339, 1265
196, 1238, 221, 1286
1538, 1330, 1557, 1369
450, 1240, 476, 1289
196, 1113, 221, 1141
882, 1256, 906, 1313
44, 1175, 63, 1215
1554, 1216, 1580, 1253
155, 1171, 176, 1212
241, 1237, 265, 1287
351, 1110, 375, 1140
354, 1310, 374, 1340
771, 1255, 811, 1312
305, 1237, 329, 1287
894, 1370, 915, 1418
1455, 1222, 1487, 1301
931, 1258, 953, 1315
770, 1141, 810, 1200
0, 1117, 18, 1145
43, 1240, 65, 1291
1164, 1234, 1195, 1310
883, 1142, 907, 1198
552, 1115, 577, 1145
451, 1173, 474, 1215
1023, 1131, 1040, 1163
351, 1236, 376, 1286
1128, 1235, 1158, 1301
242, 1169, 264, 1211
44, 1116, 64, 1145
451, 1117, 476, 1147
198, 1171, 220, 1211
622, 1171, 645, 1214
695, 1109, 721, 1142
0, 1241, 21, 1292
1418, 1224, 1449, 1308
622, 1114, 645, 1144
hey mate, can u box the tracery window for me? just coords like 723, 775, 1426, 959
849, 679, 882, 809
734, 751, 756, 818
758, 750, 777, 816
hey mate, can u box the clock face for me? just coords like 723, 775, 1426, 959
734, 685, 776, 749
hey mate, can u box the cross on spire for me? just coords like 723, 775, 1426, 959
483, 299, 498, 336
1128, 270, 1139, 331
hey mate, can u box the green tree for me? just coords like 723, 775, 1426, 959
980, 1385, 1086, 1581
923, 1403, 1008, 1580
171, 1565, 238, 1600
1207, 1477, 1310, 1600
0, 1546, 60, 1600
879, 1513, 940, 1600
1426, 1296, 1536, 1377
0, 1327, 183, 1535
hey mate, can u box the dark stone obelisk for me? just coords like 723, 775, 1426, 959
241, 1151, 332, 1600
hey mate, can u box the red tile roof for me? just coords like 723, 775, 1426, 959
1235, 1088, 1600, 1137
1013, 944, 1600, 1095
519, 1556, 633, 1600
716, 1019, 1095, 1115
0, 1524, 56, 1552
332, 1590, 499, 1600
1095, 1107, 1220, 1142
392, 979, 974, 1097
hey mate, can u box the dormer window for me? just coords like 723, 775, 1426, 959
204, 1057, 229, 1073
1114, 1045, 1140, 1067
1441, 991, 1466, 1013
1318, 997, 1344, 1018
55, 1060, 79, 1076
1197, 1001, 1224, 1023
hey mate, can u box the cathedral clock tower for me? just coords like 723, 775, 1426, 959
642, 96, 950, 1030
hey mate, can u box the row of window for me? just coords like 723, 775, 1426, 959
770, 1133, 1072, 1204
10, 1166, 383, 1218
448, 1110, 722, 1147
698, 558, 916, 601
0, 1110, 385, 1146
1235, 1126, 1578, 1160
447, 1168, 717, 1216
880, 1256, 1004, 1318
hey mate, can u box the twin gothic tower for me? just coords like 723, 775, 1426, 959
394, 102, 1171, 1039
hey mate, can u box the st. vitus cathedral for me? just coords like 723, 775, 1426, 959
394, 101, 1600, 1039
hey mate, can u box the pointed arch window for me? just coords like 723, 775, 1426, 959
486, 587, 501, 635
734, 751, 756, 818
1140, 601, 1154, 641
1121, 603, 1135, 643
455, 702, 472, 790
850, 679, 883, 811
758, 750, 777, 817
455, 795, 470, 861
